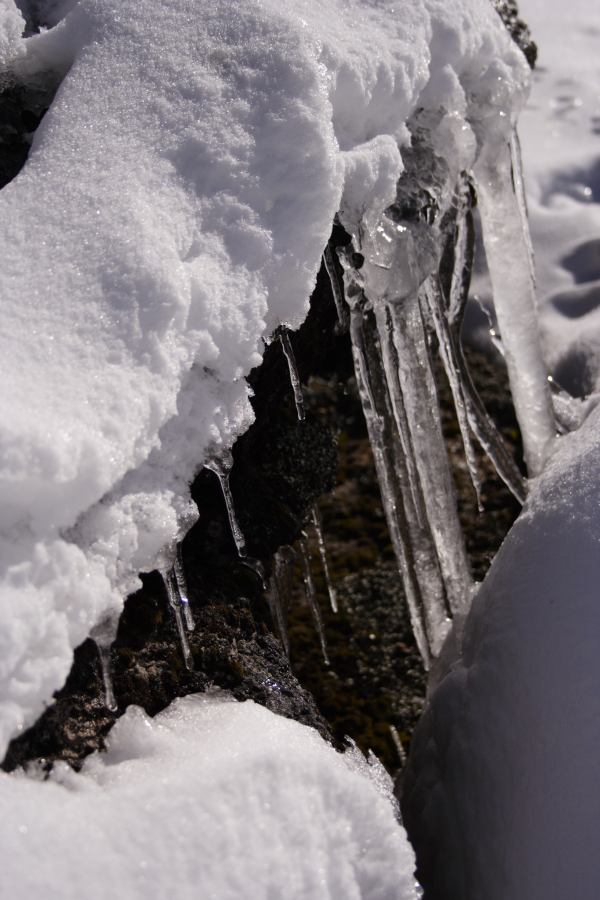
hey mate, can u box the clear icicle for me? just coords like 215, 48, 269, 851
162, 568, 194, 670
389, 724, 407, 767
445, 209, 526, 504
95, 641, 118, 713
475, 132, 555, 476
173, 543, 194, 631
377, 290, 472, 617
310, 505, 338, 613
423, 277, 484, 510
269, 546, 295, 657
279, 330, 306, 422
299, 533, 330, 666
206, 449, 247, 557
339, 251, 447, 664
323, 242, 349, 330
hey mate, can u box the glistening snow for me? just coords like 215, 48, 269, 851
0, 693, 419, 899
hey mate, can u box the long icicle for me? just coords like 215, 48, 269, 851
299, 532, 330, 666
173, 543, 195, 631
376, 289, 472, 617
423, 276, 484, 510
206, 450, 247, 557
162, 569, 194, 670
269, 546, 295, 657
474, 132, 555, 476
340, 253, 448, 664
95, 641, 118, 712
444, 196, 526, 504
311, 505, 338, 613
279, 330, 306, 422
323, 242, 350, 331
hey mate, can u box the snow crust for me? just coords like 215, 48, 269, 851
1, 693, 418, 899
0, 0, 529, 752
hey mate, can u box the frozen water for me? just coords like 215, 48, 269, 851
299, 534, 330, 666
95, 642, 117, 713
205, 451, 247, 558
424, 277, 484, 509
323, 242, 350, 332
279, 331, 306, 422
310, 506, 338, 614
161, 569, 194, 671
173, 544, 194, 632
475, 135, 556, 475
1, 694, 419, 899
268, 546, 295, 658
339, 252, 449, 664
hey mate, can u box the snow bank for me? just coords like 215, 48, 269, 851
402, 397, 600, 899
517, 0, 600, 395
1, 693, 418, 899
0, 0, 529, 752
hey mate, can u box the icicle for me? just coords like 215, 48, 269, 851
279, 330, 306, 421
475, 132, 555, 476
162, 568, 194, 670
95, 641, 118, 713
423, 277, 484, 510
173, 543, 194, 631
376, 290, 472, 616
323, 242, 349, 330
389, 724, 407, 767
269, 546, 295, 657
205, 449, 247, 557
338, 251, 448, 664
441, 192, 525, 504
299, 533, 330, 666
310, 505, 338, 613
91, 616, 119, 712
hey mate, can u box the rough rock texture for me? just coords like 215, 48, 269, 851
493, 0, 537, 67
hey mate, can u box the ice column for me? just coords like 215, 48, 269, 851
475, 134, 555, 476
339, 251, 451, 664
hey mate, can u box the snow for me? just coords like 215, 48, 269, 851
517, 0, 600, 395
0, 0, 530, 755
403, 396, 600, 900
1, 692, 419, 899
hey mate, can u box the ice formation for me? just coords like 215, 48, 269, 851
1, 693, 419, 899
0, 0, 534, 758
